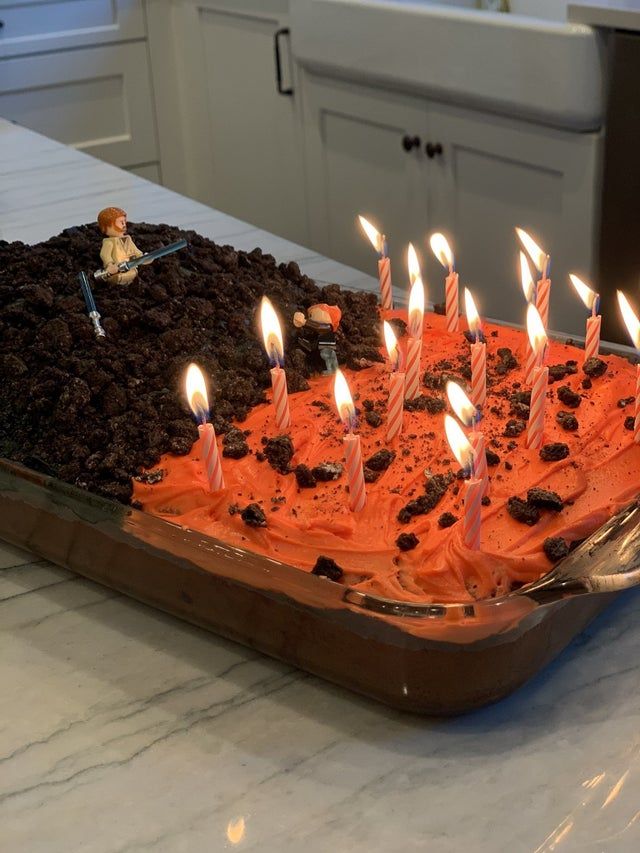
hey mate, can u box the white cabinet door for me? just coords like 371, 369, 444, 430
0, 0, 145, 58
303, 73, 430, 297
157, 0, 308, 246
426, 103, 601, 334
0, 41, 158, 168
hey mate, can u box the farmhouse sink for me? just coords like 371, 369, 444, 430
291, 0, 604, 130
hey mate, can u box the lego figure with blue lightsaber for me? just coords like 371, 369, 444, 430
95, 206, 187, 284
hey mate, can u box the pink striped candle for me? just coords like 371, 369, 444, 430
570, 275, 601, 363
516, 227, 551, 329
186, 363, 225, 493
526, 365, 549, 449
378, 255, 393, 311
470, 430, 489, 496
617, 291, 640, 445
198, 422, 225, 492
465, 289, 486, 409
525, 304, 547, 388
463, 477, 483, 550
634, 365, 640, 445
386, 370, 405, 441
536, 278, 551, 329
429, 233, 458, 333
404, 337, 422, 400
269, 366, 290, 431
334, 369, 367, 512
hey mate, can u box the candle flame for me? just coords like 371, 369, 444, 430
617, 290, 640, 350
464, 288, 481, 335
516, 227, 548, 275
226, 817, 246, 845
407, 242, 422, 286
429, 232, 454, 271
569, 274, 598, 312
526, 303, 547, 357
260, 296, 285, 366
334, 368, 356, 430
358, 215, 383, 254
519, 251, 535, 303
383, 320, 400, 370
446, 381, 477, 428
444, 414, 474, 474
185, 363, 209, 424
408, 276, 425, 339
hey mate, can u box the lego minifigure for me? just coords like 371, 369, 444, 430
293, 303, 342, 375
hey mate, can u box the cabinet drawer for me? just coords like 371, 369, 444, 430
0, 0, 145, 58
0, 41, 158, 167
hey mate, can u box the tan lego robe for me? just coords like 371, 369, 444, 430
100, 235, 143, 285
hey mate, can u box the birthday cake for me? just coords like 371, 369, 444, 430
1, 222, 639, 605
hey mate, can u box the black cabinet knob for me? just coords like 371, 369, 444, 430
425, 142, 443, 159
402, 135, 421, 152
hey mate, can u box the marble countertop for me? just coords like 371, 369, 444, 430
568, 1, 640, 30
2, 119, 640, 852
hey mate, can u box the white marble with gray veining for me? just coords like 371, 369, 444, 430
1, 119, 640, 853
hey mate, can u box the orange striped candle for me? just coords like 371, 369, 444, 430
334, 369, 367, 512
524, 304, 549, 449
404, 246, 424, 400
260, 297, 290, 432
446, 381, 489, 496
430, 232, 458, 333
469, 430, 489, 496
464, 288, 486, 409
444, 415, 482, 550
383, 321, 404, 442
516, 227, 551, 330
270, 366, 290, 430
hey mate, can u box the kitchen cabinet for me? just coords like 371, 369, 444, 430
302, 72, 601, 333
146, 0, 309, 246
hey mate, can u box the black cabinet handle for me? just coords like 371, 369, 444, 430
425, 142, 443, 159
274, 28, 293, 96
402, 135, 421, 152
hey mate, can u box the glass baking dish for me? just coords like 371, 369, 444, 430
0, 457, 619, 715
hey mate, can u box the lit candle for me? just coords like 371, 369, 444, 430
519, 251, 537, 382
404, 243, 425, 400
383, 321, 405, 442
429, 232, 458, 333
444, 414, 482, 550
570, 274, 601, 363
358, 215, 393, 311
446, 381, 488, 495
464, 288, 486, 409
617, 291, 640, 445
334, 369, 366, 511
516, 227, 551, 330
185, 363, 225, 492
525, 304, 549, 450
260, 296, 290, 431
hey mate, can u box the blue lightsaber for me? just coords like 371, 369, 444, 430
78, 271, 106, 338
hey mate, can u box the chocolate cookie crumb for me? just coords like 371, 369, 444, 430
527, 487, 564, 512
312, 461, 343, 481
365, 410, 382, 428
557, 385, 581, 408
504, 460, 513, 471
312, 556, 344, 581
366, 448, 396, 471
540, 442, 570, 462
618, 396, 635, 409
583, 357, 607, 378
294, 464, 316, 488
240, 503, 267, 527
222, 428, 250, 459
624, 416, 634, 431
485, 450, 500, 467
404, 394, 446, 414
543, 536, 570, 563
504, 419, 526, 437
263, 435, 294, 474
556, 411, 579, 431
396, 532, 419, 551
134, 468, 166, 485
507, 496, 540, 526
438, 512, 458, 528
581, 378, 592, 390
481, 496, 491, 506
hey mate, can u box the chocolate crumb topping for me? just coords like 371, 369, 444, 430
312, 461, 343, 481
583, 357, 607, 378
294, 464, 316, 488
396, 532, 419, 551
504, 419, 526, 437
365, 449, 396, 472
618, 396, 635, 409
222, 427, 250, 459
404, 394, 446, 414
311, 556, 344, 581
540, 442, 570, 462
365, 410, 382, 428
438, 512, 458, 528
240, 503, 267, 527
624, 416, 635, 431
507, 496, 540, 526
556, 411, 579, 431
485, 449, 500, 467
557, 385, 581, 408
543, 536, 570, 563
263, 435, 294, 474
527, 487, 564, 512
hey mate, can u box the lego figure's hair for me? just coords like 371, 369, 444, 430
97, 207, 127, 234
313, 303, 342, 331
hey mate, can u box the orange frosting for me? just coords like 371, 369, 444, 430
133, 312, 640, 603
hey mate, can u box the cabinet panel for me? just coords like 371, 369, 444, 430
0, 0, 145, 58
0, 42, 158, 168
427, 105, 601, 334
303, 74, 430, 296
126, 162, 162, 184
170, 2, 308, 245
